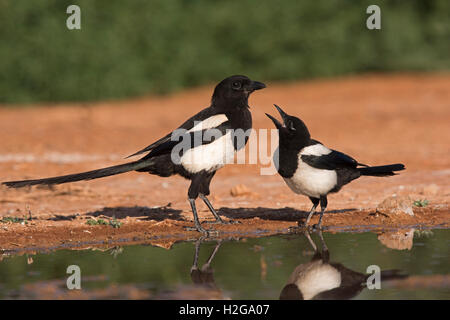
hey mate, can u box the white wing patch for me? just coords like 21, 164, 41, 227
180, 131, 235, 173
300, 144, 332, 156
187, 114, 228, 133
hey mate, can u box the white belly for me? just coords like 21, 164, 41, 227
283, 157, 337, 198
180, 131, 235, 173
295, 261, 342, 300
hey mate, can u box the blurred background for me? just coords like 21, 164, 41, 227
0, 1, 449, 300
0, 0, 449, 104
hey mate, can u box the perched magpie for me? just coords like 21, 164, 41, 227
266, 104, 405, 229
2, 75, 266, 233
279, 230, 407, 300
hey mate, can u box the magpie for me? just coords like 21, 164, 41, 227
2, 75, 266, 233
266, 104, 405, 229
279, 230, 407, 300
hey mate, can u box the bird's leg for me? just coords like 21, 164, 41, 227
202, 239, 222, 271
304, 197, 320, 226
191, 237, 203, 272
317, 230, 330, 262
313, 196, 328, 230
185, 198, 210, 234
199, 193, 239, 225
305, 203, 318, 226
199, 194, 224, 223
317, 230, 328, 251
186, 178, 217, 234
304, 229, 323, 261
303, 230, 318, 252
289, 198, 319, 233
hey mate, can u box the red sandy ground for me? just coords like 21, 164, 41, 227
0, 73, 449, 254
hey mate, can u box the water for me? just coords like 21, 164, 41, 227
0, 229, 449, 299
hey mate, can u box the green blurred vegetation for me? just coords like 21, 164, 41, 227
0, 0, 449, 104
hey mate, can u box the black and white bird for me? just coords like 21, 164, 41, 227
279, 230, 407, 300
266, 104, 405, 229
2, 75, 266, 233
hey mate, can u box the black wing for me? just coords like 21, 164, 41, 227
126, 106, 220, 158
301, 149, 363, 170
312, 283, 364, 300
125, 133, 172, 159
140, 121, 232, 160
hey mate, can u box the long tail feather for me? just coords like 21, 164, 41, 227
379, 269, 408, 281
358, 163, 405, 177
2, 159, 153, 188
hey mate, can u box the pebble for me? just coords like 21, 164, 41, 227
230, 184, 259, 198
378, 229, 415, 250
376, 195, 414, 217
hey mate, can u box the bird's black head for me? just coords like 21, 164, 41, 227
266, 104, 310, 142
212, 75, 266, 108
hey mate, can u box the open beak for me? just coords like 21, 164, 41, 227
265, 104, 289, 129
250, 81, 266, 91
274, 104, 289, 125
265, 113, 283, 129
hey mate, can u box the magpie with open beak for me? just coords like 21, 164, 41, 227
3, 75, 266, 233
266, 104, 405, 229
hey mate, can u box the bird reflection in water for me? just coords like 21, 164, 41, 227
187, 237, 227, 299
280, 230, 407, 300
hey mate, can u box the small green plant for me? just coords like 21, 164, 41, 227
86, 218, 122, 228
109, 218, 123, 229
413, 199, 429, 207
1, 216, 29, 225
86, 219, 98, 226
97, 219, 108, 225
86, 218, 108, 226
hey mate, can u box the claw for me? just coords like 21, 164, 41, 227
184, 225, 218, 236
288, 225, 307, 233
204, 219, 240, 225
311, 224, 327, 232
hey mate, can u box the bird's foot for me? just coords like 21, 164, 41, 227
184, 225, 219, 236
288, 224, 307, 233
204, 218, 240, 225
290, 222, 325, 232
311, 224, 327, 231
288, 226, 305, 233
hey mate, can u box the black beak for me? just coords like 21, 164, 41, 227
266, 104, 291, 130
250, 81, 266, 91
273, 104, 289, 125
265, 112, 283, 129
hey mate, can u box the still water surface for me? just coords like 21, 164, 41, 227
0, 229, 448, 299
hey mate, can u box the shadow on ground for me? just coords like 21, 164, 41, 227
45, 205, 356, 223
217, 207, 356, 222
86, 206, 183, 221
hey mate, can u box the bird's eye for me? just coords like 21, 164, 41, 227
287, 121, 296, 131
232, 81, 242, 89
